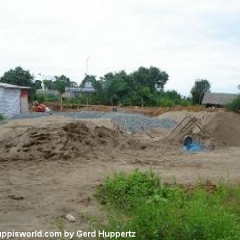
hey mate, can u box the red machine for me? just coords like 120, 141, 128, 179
32, 101, 49, 112
34, 103, 47, 112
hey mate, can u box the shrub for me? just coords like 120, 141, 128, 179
63, 97, 81, 104
159, 98, 175, 107
36, 93, 46, 103
95, 170, 240, 240
95, 170, 161, 210
36, 93, 59, 102
0, 113, 4, 121
226, 95, 240, 113
180, 99, 191, 107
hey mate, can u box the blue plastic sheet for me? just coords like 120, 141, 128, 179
183, 143, 205, 152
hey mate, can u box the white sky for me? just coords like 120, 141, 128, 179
0, 0, 240, 96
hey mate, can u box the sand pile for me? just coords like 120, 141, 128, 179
0, 122, 141, 161
204, 112, 240, 147
163, 110, 240, 149
157, 110, 214, 124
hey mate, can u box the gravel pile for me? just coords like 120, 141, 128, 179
5, 111, 177, 133
105, 113, 176, 133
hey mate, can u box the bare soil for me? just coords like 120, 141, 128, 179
0, 111, 240, 235
45, 103, 218, 116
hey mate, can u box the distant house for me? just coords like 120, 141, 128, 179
37, 89, 59, 96
0, 82, 30, 118
202, 92, 238, 107
36, 82, 96, 99
63, 82, 95, 98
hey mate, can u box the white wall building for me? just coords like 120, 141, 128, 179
0, 82, 30, 118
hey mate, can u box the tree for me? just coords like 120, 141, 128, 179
70, 81, 78, 87
80, 75, 103, 104
0, 66, 34, 86
43, 79, 54, 90
34, 80, 42, 90
100, 71, 130, 105
191, 79, 211, 104
81, 75, 96, 86
227, 96, 240, 113
138, 87, 151, 107
52, 75, 72, 111
89, 67, 169, 106
0, 66, 35, 100
53, 75, 71, 94
163, 90, 182, 104
131, 66, 169, 92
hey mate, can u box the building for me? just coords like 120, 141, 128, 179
63, 81, 95, 98
0, 82, 30, 118
36, 82, 95, 99
37, 89, 59, 96
202, 92, 238, 107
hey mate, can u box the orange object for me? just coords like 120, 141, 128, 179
34, 104, 46, 112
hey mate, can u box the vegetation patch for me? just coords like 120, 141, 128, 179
95, 170, 240, 240
0, 113, 4, 121
36, 92, 60, 102
227, 95, 240, 113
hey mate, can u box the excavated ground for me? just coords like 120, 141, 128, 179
0, 111, 240, 235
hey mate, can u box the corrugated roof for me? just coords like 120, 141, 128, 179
0, 82, 30, 89
202, 92, 238, 105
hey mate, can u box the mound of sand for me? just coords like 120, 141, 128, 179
0, 122, 142, 161
161, 110, 240, 149
204, 112, 240, 147
157, 110, 214, 124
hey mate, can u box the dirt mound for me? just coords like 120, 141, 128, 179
157, 110, 214, 123
185, 111, 240, 148
204, 112, 240, 147
164, 110, 240, 149
0, 122, 141, 161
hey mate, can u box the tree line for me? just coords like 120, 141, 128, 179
0, 66, 211, 106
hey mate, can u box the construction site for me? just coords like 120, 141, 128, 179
0, 106, 240, 233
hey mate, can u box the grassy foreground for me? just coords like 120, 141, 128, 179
95, 170, 240, 240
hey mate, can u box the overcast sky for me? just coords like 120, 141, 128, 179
0, 0, 240, 96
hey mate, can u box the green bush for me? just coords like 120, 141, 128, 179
95, 170, 161, 210
0, 113, 4, 121
95, 170, 240, 240
63, 96, 82, 104
36, 93, 59, 102
159, 98, 175, 107
36, 93, 46, 103
180, 99, 191, 107
227, 95, 240, 112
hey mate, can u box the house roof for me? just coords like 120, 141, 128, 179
65, 87, 95, 93
202, 92, 238, 105
0, 82, 30, 89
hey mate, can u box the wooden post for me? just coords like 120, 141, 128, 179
60, 94, 63, 112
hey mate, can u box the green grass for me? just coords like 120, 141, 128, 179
95, 170, 240, 240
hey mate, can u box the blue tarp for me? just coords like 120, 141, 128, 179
183, 143, 205, 152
